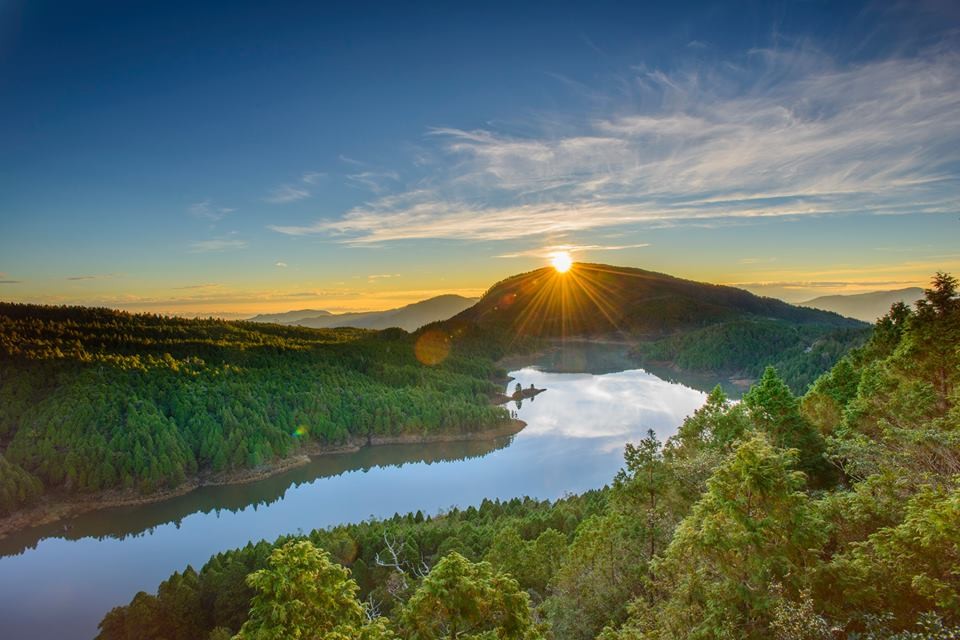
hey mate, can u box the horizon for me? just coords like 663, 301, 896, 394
2, 0, 959, 315
0, 261, 932, 320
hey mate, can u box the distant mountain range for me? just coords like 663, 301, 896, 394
246, 309, 333, 324
800, 287, 924, 322
248, 294, 477, 332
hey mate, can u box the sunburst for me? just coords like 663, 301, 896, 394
550, 251, 573, 273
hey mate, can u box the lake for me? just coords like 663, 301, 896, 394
0, 365, 707, 640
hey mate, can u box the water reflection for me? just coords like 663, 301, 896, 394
501, 340, 744, 397
0, 366, 707, 640
0, 438, 512, 559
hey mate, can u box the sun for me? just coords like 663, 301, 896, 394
550, 251, 573, 273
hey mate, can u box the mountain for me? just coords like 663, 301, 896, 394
254, 295, 478, 332
440, 263, 869, 392
449, 263, 861, 336
247, 309, 332, 324
799, 287, 923, 322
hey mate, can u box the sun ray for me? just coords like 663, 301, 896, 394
498, 261, 635, 351
550, 251, 573, 273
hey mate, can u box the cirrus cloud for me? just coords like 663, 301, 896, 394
269, 46, 960, 246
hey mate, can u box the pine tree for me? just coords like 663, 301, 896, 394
744, 366, 832, 484
400, 552, 539, 639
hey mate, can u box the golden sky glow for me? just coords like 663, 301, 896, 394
2, 5, 958, 320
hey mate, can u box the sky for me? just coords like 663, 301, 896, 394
1, 0, 959, 316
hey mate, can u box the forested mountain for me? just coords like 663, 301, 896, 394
250, 295, 478, 332
96, 273, 960, 640
440, 263, 869, 392
0, 304, 510, 519
800, 287, 924, 322
453, 263, 857, 335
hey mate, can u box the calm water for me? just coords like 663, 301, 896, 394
0, 366, 706, 640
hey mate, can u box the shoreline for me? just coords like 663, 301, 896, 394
0, 418, 526, 540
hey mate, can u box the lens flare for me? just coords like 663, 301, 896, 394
414, 329, 452, 365
550, 251, 573, 273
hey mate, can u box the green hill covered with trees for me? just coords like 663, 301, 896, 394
438, 263, 869, 392
96, 273, 959, 639
0, 304, 510, 518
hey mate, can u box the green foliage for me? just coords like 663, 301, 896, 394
0, 453, 43, 516
821, 485, 960, 629
400, 552, 539, 639
642, 434, 826, 639
91, 271, 960, 640
236, 540, 391, 640
484, 526, 566, 599
671, 385, 751, 453
96, 494, 603, 640
801, 356, 861, 435
0, 303, 509, 502
743, 366, 832, 484
636, 319, 869, 394
544, 512, 650, 640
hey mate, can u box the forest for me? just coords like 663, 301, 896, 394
94, 273, 960, 640
633, 319, 870, 393
0, 304, 510, 516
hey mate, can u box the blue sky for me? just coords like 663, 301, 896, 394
1, 0, 958, 315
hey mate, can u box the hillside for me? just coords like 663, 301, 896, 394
452, 263, 859, 335
800, 287, 924, 321
0, 303, 509, 524
441, 263, 868, 392
251, 295, 477, 332
96, 274, 960, 640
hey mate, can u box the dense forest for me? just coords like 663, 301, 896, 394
0, 304, 510, 516
633, 320, 870, 393
96, 273, 959, 639
11, 260, 864, 522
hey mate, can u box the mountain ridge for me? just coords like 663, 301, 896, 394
448, 263, 861, 337
250, 294, 478, 332
437, 263, 868, 393
799, 287, 923, 322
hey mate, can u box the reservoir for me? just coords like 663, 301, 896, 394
0, 364, 707, 640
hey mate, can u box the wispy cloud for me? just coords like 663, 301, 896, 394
264, 171, 327, 203
275, 261, 288, 268
264, 184, 311, 204
189, 233, 248, 253
346, 171, 400, 194
367, 273, 400, 282
0, 280, 21, 284
339, 155, 367, 167
270, 47, 960, 245
188, 200, 235, 221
